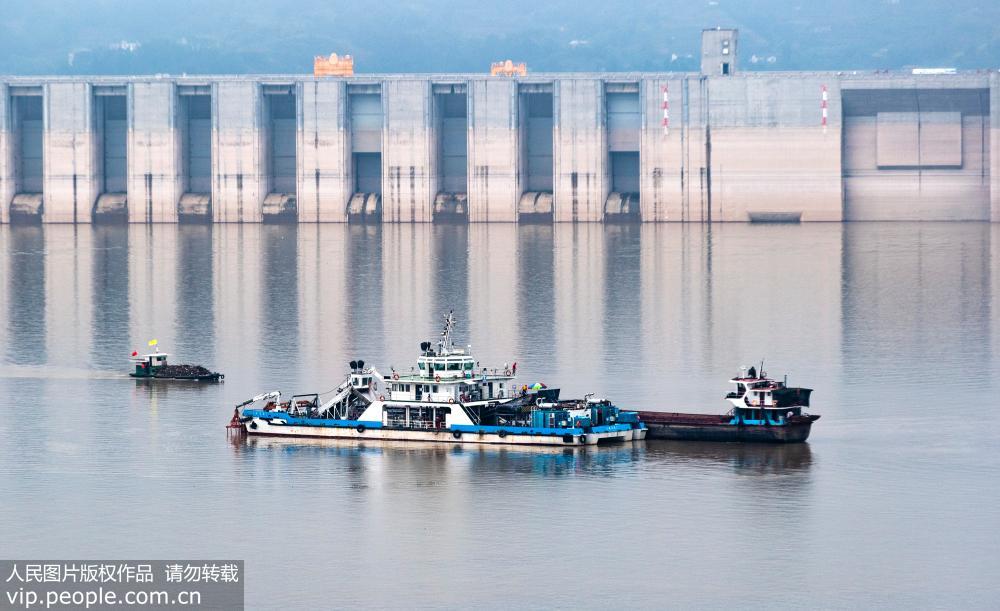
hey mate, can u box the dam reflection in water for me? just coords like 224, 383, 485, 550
0, 222, 997, 608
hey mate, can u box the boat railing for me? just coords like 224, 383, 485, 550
408, 367, 512, 381
385, 417, 444, 429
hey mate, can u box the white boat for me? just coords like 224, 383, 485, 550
234, 312, 646, 446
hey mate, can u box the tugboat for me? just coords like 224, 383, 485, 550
233, 312, 646, 446
639, 366, 819, 443
129, 343, 223, 382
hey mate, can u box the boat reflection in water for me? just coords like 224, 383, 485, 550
643, 439, 814, 475
231, 434, 812, 479
233, 435, 649, 478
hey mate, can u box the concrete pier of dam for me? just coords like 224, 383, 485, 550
1, 29, 997, 224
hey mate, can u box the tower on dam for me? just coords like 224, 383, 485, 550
701, 28, 738, 77
1, 29, 998, 224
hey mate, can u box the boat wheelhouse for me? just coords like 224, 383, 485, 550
384, 334, 515, 404
236, 312, 646, 446
726, 371, 814, 427
131, 352, 169, 376
639, 366, 819, 443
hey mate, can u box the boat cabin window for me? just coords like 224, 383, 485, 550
351, 375, 366, 387
464, 361, 474, 370
434, 362, 445, 371
447, 362, 461, 371
418, 363, 426, 370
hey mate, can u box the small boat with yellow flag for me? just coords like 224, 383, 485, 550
129, 339, 224, 382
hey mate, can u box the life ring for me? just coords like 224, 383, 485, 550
452, 430, 462, 439
435, 375, 441, 382
448, 398, 455, 404
497, 430, 507, 439
378, 395, 385, 401
356, 424, 366, 433
578, 435, 587, 444
392, 372, 399, 380
504, 369, 511, 376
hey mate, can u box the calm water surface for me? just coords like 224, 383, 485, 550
1, 223, 998, 609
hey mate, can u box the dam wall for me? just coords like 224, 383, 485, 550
43, 82, 101, 223
0, 69, 996, 224
0, 84, 11, 225
299, 80, 350, 223
841, 76, 992, 221
129, 81, 183, 224
468, 79, 518, 222
992, 72, 1000, 222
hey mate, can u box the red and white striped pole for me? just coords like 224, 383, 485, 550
821, 85, 828, 132
661, 84, 670, 134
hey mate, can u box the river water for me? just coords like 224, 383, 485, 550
0, 222, 997, 609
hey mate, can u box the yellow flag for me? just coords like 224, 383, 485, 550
148, 339, 158, 346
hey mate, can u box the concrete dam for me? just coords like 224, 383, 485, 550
1, 29, 998, 224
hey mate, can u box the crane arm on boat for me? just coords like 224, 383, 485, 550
236, 391, 281, 409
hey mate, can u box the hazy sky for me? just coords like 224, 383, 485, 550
1, 0, 997, 75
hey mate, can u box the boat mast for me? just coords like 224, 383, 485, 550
438, 310, 456, 354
